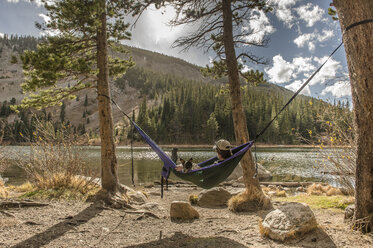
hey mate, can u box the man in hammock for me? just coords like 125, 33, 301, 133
214, 139, 243, 181
175, 139, 233, 173
213, 139, 233, 162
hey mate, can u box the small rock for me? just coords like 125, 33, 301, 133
197, 187, 232, 207
170, 201, 199, 220
144, 183, 154, 188
296, 186, 306, 192
148, 190, 161, 196
259, 202, 317, 241
344, 204, 355, 221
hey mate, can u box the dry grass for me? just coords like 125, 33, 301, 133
7, 181, 35, 192
0, 180, 8, 198
228, 186, 272, 212
274, 194, 354, 210
307, 183, 344, 196
301, 103, 355, 194
15, 120, 99, 198
261, 186, 287, 197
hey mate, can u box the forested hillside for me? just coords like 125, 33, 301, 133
0, 35, 350, 145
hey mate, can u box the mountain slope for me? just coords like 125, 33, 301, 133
0, 37, 318, 144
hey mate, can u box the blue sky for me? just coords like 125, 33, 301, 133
0, 0, 351, 104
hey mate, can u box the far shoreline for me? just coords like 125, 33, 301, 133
0, 143, 351, 149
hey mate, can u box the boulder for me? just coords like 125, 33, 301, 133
170, 201, 199, 220
259, 202, 317, 241
227, 163, 272, 181
344, 204, 355, 221
197, 187, 232, 207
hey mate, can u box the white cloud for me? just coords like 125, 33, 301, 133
321, 80, 351, 98
265, 55, 295, 83
266, 55, 316, 84
270, 0, 300, 28
285, 80, 311, 96
296, 3, 325, 27
242, 10, 275, 43
294, 33, 316, 51
6, 0, 43, 7
310, 56, 342, 85
292, 57, 315, 74
318, 29, 334, 42
0, 32, 4, 38
293, 29, 334, 51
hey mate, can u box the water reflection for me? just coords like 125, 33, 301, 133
1, 146, 343, 186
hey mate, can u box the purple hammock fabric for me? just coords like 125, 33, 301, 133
131, 121, 254, 180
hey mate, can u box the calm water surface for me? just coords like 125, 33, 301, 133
1, 146, 338, 186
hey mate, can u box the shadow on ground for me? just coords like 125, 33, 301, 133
281, 227, 337, 248
125, 232, 248, 248
11, 203, 104, 248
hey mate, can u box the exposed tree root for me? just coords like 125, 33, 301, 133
228, 185, 272, 212
0, 200, 49, 209
87, 185, 133, 209
352, 214, 373, 233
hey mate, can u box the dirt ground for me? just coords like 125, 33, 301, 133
1, 185, 373, 248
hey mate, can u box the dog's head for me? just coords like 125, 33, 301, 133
180, 158, 193, 170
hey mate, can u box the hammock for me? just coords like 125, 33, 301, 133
108, 41, 344, 195
132, 121, 254, 189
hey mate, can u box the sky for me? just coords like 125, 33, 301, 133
0, 0, 351, 105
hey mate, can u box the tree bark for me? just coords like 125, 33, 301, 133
222, 0, 261, 190
333, 0, 373, 233
96, 1, 119, 193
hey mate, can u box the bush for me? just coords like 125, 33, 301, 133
301, 102, 355, 195
16, 119, 99, 196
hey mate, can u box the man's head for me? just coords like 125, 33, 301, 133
213, 139, 232, 159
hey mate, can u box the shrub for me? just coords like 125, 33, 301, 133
301, 102, 355, 195
16, 119, 99, 196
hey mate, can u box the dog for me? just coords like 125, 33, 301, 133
177, 158, 200, 172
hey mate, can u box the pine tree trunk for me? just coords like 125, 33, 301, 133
222, 0, 260, 190
333, 0, 373, 233
96, 2, 119, 193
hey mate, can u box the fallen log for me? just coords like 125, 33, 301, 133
259, 182, 325, 188
0, 200, 49, 209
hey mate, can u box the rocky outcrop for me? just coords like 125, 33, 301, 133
197, 187, 232, 207
259, 202, 317, 241
170, 201, 199, 220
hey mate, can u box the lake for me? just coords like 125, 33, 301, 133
1, 145, 340, 186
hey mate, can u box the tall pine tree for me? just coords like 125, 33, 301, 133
16, 0, 134, 206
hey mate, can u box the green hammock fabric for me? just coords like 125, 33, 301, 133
171, 151, 246, 189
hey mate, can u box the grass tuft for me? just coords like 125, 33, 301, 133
0, 180, 8, 198
274, 194, 354, 210
189, 194, 198, 205
307, 183, 343, 196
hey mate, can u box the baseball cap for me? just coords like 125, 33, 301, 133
213, 139, 232, 151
